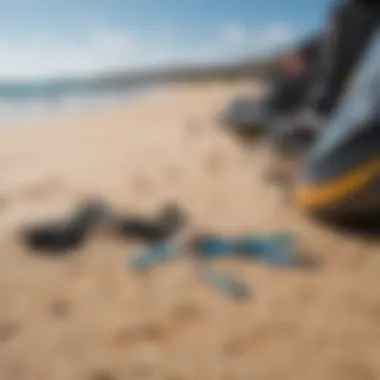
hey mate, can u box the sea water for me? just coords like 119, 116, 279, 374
0, 84, 166, 128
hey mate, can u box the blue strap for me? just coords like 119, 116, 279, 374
128, 231, 298, 302
196, 232, 296, 267
130, 242, 180, 270
198, 267, 252, 300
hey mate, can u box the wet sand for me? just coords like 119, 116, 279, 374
0, 82, 379, 380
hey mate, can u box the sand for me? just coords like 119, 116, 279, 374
0, 82, 380, 380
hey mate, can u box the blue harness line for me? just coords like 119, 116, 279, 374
193, 232, 295, 267
129, 232, 298, 301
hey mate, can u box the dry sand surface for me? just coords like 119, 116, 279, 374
0, 82, 380, 380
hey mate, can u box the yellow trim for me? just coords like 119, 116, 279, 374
295, 156, 380, 211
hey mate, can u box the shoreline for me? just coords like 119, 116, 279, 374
0, 84, 171, 130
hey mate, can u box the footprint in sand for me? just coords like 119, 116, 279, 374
48, 298, 71, 319
222, 336, 250, 358
161, 303, 204, 340
171, 302, 203, 326
129, 365, 155, 379
16, 178, 65, 202
329, 360, 377, 380
89, 371, 118, 380
368, 300, 380, 321
0, 321, 18, 344
204, 149, 228, 174
112, 322, 165, 348
131, 174, 154, 197
242, 322, 274, 351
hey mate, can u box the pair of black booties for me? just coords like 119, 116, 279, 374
22, 201, 187, 254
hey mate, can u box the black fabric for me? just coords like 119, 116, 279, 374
270, 115, 321, 158
265, 69, 315, 115
114, 203, 187, 243
22, 202, 187, 253
263, 34, 322, 116
309, 0, 380, 116
265, 1, 380, 120
22, 202, 108, 253
267, 0, 380, 165
298, 34, 321, 63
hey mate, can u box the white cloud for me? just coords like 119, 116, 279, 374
222, 24, 248, 46
0, 22, 298, 80
0, 29, 136, 79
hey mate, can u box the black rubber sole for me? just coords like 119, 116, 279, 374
21, 201, 188, 253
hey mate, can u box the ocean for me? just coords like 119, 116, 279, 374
0, 83, 165, 128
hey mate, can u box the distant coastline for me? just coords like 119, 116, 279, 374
0, 40, 298, 127
0, 57, 276, 127
0, 31, 318, 104
0, 53, 281, 100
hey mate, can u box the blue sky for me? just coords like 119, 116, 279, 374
0, 0, 331, 79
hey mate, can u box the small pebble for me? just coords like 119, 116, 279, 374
172, 303, 202, 323
222, 337, 247, 357
90, 371, 117, 380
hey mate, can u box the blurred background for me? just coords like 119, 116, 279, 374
2, 1, 380, 380
0, 0, 329, 125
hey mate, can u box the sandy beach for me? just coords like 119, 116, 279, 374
0, 82, 380, 380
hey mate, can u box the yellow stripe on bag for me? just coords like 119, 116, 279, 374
295, 156, 380, 211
